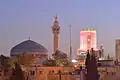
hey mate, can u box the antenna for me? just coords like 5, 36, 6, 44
69, 25, 72, 61
28, 36, 30, 40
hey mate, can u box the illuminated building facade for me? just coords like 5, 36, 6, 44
76, 29, 97, 66
77, 29, 97, 55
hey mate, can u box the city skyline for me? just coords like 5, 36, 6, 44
0, 0, 120, 57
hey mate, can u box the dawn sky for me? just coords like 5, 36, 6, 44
0, 0, 120, 57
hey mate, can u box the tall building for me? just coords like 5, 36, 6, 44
76, 29, 97, 66
115, 39, 120, 59
52, 16, 60, 53
77, 29, 97, 55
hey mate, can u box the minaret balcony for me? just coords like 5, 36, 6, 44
52, 27, 60, 31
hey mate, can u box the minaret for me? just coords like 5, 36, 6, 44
52, 16, 60, 53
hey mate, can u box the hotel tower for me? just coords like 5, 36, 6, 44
77, 29, 97, 55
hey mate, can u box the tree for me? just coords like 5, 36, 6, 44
9, 59, 15, 69
43, 59, 56, 66
0, 55, 11, 72
9, 62, 25, 80
9, 68, 16, 80
14, 62, 25, 80
87, 49, 99, 80
52, 50, 70, 66
85, 50, 90, 69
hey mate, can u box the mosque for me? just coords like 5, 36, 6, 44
10, 39, 48, 66
10, 15, 61, 66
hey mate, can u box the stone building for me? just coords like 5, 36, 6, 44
115, 39, 120, 60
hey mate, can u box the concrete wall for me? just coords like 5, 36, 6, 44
36, 75, 76, 80
98, 67, 118, 73
37, 67, 73, 74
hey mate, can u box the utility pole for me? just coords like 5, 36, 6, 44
69, 25, 72, 61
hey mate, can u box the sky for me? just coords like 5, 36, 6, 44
0, 0, 120, 58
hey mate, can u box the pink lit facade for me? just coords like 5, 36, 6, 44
77, 29, 97, 55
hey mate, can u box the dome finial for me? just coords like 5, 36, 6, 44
54, 14, 58, 21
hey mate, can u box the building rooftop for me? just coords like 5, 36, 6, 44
11, 40, 47, 55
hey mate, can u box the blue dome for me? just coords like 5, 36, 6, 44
11, 40, 47, 53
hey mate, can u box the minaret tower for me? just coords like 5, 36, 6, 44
52, 16, 60, 53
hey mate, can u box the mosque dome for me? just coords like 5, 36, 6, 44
10, 40, 47, 55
